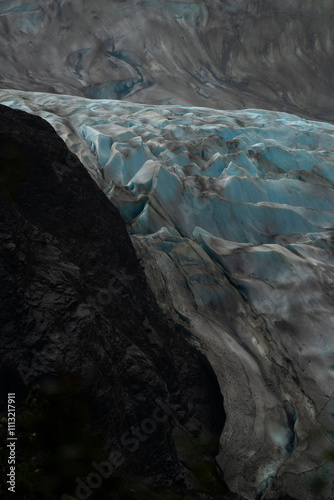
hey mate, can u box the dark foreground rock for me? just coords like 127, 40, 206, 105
0, 104, 230, 499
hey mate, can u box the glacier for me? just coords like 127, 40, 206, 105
1, 89, 333, 500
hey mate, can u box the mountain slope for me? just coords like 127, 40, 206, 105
0, 0, 333, 121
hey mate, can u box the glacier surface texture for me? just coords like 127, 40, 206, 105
1, 89, 334, 500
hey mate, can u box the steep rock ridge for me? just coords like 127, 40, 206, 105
2, 90, 333, 499
0, 0, 333, 121
0, 103, 229, 499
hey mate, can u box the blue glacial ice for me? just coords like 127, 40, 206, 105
1, 89, 333, 500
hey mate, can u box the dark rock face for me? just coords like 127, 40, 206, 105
0, 0, 333, 121
0, 104, 227, 498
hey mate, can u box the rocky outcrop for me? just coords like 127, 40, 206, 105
0, 104, 229, 499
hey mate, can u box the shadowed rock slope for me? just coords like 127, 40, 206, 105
0, 104, 230, 499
